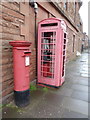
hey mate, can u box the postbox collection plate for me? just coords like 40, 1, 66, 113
25, 56, 30, 66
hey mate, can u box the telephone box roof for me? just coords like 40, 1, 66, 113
38, 18, 67, 26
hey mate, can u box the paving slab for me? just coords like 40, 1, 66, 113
2, 107, 22, 118
77, 79, 88, 86
52, 87, 73, 97
21, 100, 64, 118
61, 109, 88, 118
71, 91, 88, 102
60, 97, 88, 115
41, 92, 65, 108
71, 84, 88, 92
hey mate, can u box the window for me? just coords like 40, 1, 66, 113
73, 35, 75, 52
41, 31, 56, 78
75, 2, 77, 14
63, 0, 67, 10
74, 2, 77, 22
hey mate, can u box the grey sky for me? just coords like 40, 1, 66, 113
79, 0, 89, 35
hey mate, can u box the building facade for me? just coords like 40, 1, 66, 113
82, 32, 89, 51
0, 0, 83, 103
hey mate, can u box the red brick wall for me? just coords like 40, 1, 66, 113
0, 2, 25, 103
0, 1, 82, 104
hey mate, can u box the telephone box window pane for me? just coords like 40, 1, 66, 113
64, 33, 66, 38
63, 45, 66, 49
64, 39, 66, 44
42, 32, 44, 37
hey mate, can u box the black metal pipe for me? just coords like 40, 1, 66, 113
29, 1, 38, 79
35, 12, 37, 78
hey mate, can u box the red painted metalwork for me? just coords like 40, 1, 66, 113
9, 41, 32, 91
37, 18, 67, 87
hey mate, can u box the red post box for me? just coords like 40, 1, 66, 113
37, 18, 67, 87
9, 41, 31, 107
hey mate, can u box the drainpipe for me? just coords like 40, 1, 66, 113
29, 1, 38, 77
34, 3, 38, 77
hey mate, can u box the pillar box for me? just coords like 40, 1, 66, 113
9, 41, 31, 107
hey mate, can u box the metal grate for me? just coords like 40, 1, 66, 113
41, 32, 56, 78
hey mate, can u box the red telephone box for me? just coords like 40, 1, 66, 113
37, 18, 67, 87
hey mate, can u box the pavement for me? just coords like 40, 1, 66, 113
2, 49, 89, 119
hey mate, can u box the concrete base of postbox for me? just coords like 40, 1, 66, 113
14, 89, 30, 107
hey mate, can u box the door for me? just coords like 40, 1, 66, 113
38, 29, 58, 85
41, 31, 56, 79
